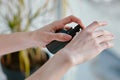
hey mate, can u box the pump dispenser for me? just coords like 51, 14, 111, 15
46, 24, 82, 54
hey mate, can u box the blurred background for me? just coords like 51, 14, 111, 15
0, 0, 120, 80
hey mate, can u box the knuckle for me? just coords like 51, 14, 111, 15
102, 36, 106, 39
92, 39, 99, 48
58, 33, 63, 39
65, 15, 75, 22
86, 31, 94, 38
105, 42, 110, 48
58, 33, 68, 40
91, 39, 101, 51
95, 44, 101, 52
93, 21, 100, 26
53, 33, 59, 39
69, 15, 75, 18
94, 39, 98, 45
86, 31, 91, 35
63, 34, 67, 39
100, 30, 106, 33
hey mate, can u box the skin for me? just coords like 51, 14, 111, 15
0, 15, 114, 80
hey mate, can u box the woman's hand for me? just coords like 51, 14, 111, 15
26, 18, 114, 80
58, 21, 114, 66
32, 15, 85, 47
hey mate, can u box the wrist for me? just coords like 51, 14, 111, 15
56, 49, 75, 67
29, 30, 41, 47
58, 48, 83, 66
25, 31, 38, 47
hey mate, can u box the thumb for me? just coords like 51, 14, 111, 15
51, 33, 72, 42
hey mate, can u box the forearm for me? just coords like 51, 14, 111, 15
0, 32, 36, 55
26, 51, 73, 80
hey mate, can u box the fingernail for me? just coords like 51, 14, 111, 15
64, 35, 72, 40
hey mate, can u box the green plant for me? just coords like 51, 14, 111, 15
0, 0, 56, 77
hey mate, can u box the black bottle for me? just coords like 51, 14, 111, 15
46, 24, 82, 54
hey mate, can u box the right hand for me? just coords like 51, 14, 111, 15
33, 15, 85, 47
58, 21, 114, 65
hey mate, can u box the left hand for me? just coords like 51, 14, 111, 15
58, 21, 114, 65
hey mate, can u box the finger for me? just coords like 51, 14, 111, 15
100, 41, 114, 50
60, 15, 85, 29
86, 21, 108, 32
94, 30, 113, 38
97, 35, 114, 44
51, 33, 72, 42
64, 26, 71, 30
